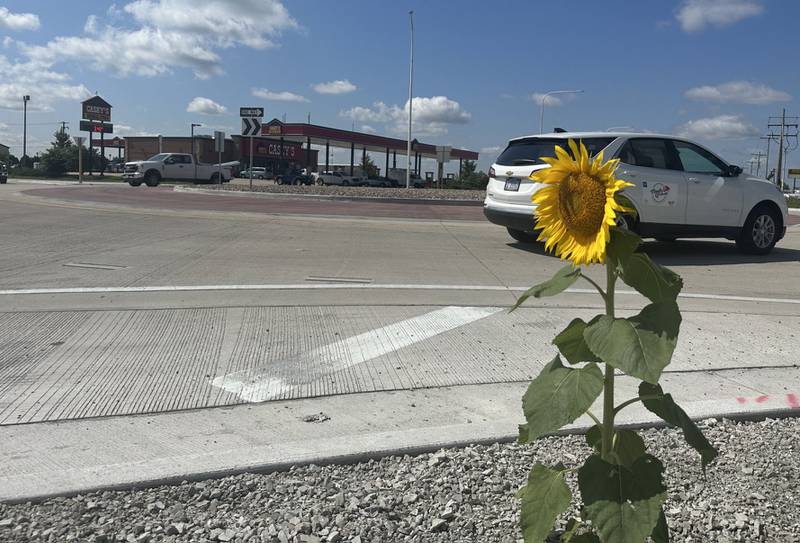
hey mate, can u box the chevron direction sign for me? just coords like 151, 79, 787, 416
241, 117, 262, 137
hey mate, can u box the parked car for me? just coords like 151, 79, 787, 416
123, 153, 233, 186
0, 163, 7, 184
365, 177, 393, 187
239, 167, 268, 180
277, 170, 313, 185
483, 132, 789, 254
317, 171, 364, 186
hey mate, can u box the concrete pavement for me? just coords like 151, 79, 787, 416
0, 181, 798, 501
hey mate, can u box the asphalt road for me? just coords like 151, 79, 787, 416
1, 181, 799, 500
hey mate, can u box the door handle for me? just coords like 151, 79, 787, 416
621, 171, 638, 178
688, 177, 700, 184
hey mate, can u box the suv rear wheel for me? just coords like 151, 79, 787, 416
507, 228, 540, 244
736, 204, 780, 254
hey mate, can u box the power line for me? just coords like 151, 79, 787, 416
764, 109, 798, 189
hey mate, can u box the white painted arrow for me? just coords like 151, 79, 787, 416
212, 305, 503, 402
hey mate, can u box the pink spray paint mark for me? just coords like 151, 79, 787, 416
736, 397, 747, 404
787, 394, 799, 409
755, 395, 769, 404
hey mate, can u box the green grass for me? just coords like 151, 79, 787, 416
788, 196, 799, 209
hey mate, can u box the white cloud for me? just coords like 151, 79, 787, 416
313, 79, 357, 95
2, 36, 12, 48
340, 96, 471, 136
676, 0, 763, 32
530, 93, 565, 107
0, 55, 90, 111
0, 7, 40, 31
481, 146, 502, 155
186, 97, 227, 115
252, 88, 309, 102
677, 114, 760, 140
360, 125, 377, 134
685, 81, 791, 104
22, 0, 297, 79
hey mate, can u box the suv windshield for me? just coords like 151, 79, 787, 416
495, 137, 615, 166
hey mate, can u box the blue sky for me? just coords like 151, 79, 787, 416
0, 0, 797, 175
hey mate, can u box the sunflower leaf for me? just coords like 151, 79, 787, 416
619, 253, 683, 303
606, 227, 641, 268
578, 454, 667, 543
519, 464, 572, 543
521, 356, 604, 442
511, 265, 581, 311
583, 301, 681, 384
651, 508, 670, 543
553, 317, 602, 364
639, 382, 718, 469
585, 426, 647, 469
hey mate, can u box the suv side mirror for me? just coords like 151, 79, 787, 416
725, 164, 743, 177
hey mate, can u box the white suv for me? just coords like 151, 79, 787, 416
483, 132, 789, 254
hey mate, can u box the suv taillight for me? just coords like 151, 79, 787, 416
489, 166, 495, 179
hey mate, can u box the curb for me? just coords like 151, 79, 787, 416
173, 185, 484, 207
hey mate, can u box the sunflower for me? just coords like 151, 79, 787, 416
529, 139, 633, 266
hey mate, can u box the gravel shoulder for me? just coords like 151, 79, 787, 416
220, 180, 485, 202
1, 417, 797, 542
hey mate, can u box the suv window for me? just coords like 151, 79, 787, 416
495, 137, 614, 166
620, 139, 681, 170
673, 141, 726, 175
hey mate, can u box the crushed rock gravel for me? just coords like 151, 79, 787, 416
0, 417, 798, 542
215, 181, 485, 202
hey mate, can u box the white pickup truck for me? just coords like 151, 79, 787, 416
316, 171, 365, 186
123, 153, 233, 186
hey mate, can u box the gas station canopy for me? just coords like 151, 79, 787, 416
261, 119, 479, 161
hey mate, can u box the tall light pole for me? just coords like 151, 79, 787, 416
191, 123, 202, 181
406, 10, 414, 189
538, 89, 583, 134
22, 95, 30, 161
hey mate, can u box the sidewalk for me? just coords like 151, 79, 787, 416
1, 367, 798, 503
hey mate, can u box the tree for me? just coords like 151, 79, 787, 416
39, 130, 74, 176
6, 154, 18, 167
360, 153, 379, 178
460, 159, 477, 180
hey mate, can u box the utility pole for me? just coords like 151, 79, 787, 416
749, 151, 766, 176
59, 121, 69, 135
766, 109, 799, 190
22, 95, 30, 161
406, 10, 414, 189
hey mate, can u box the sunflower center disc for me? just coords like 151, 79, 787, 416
558, 172, 606, 239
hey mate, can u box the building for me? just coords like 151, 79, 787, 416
121, 120, 478, 178
0, 143, 9, 162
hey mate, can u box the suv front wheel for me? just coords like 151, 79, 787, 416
736, 205, 780, 254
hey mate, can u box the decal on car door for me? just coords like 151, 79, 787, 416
643, 182, 677, 207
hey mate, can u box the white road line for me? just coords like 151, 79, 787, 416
212, 305, 503, 402
0, 283, 799, 304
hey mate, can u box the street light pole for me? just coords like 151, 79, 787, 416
538, 89, 583, 134
406, 10, 414, 189
191, 123, 202, 181
22, 95, 30, 161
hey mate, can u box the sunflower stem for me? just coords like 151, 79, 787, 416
579, 273, 606, 302
600, 264, 616, 462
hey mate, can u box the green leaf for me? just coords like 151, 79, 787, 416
511, 265, 581, 311
578, 454, 667, 543
520, 464, 572, 543
583, 302, 681, 384
585, 426, 647, 469
615, 193, 639, 221
553, 317, 602, 364
521, 356, 604, 442
606, 226, 641, 267
619, 253, 683, 303
518, 423, 530, 444
650, 509, 669, 543
561, 518, 581, 542
639, 382, 718, 469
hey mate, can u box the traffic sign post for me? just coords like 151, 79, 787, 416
214, 131, 225, 185
241, 107, 263, 191
73, 136, 85, 184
